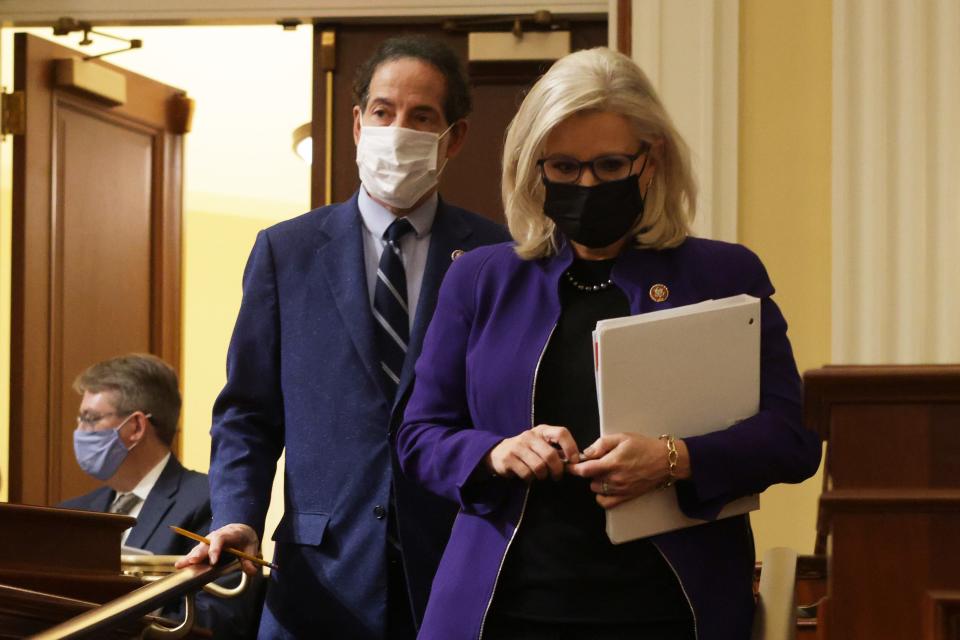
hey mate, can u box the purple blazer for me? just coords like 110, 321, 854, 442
395, 237, 822, 640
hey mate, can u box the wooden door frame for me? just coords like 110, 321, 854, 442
308, 16, 609, 210
0, 1, 607, 24
9, 33, 182, 505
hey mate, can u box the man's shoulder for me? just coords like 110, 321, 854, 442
58, 485, 112, 511
438, 201, 512, 243
261, 199, 353, 242
179, 467, 211, 493
166, 458, 211, 497
441, 241, 521, 287
151, 459, 211, 520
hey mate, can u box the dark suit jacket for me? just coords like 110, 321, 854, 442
60, 455, 259, 638
208, 193, 510, 639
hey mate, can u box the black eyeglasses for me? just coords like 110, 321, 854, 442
537, 145, 649, 184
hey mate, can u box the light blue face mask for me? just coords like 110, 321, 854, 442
73, 413, 142, 481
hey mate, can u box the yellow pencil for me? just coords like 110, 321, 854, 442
170, 525, 279, 571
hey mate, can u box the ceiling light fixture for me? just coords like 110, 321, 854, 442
292, 121, 312, 163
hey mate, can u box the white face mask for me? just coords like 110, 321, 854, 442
356, 123, 453, 210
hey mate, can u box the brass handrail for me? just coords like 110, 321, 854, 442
121, 554, 249, 598
28, 559, 241, 639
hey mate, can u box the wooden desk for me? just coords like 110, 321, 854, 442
805, 365, 960, 640
0, 502, 142, 602
0, 502, 213, 638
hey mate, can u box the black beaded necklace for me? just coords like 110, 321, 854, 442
564, 270, 614, 292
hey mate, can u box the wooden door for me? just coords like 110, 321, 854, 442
9, 33, 186, 505
311, 20, 608, 222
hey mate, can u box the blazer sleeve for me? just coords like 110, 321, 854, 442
169, 480, 262, 640
209, 230, 285, 537
394, 250, 508, 515
676, 249, 823, 520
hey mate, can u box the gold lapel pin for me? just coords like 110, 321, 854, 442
450, 249, 465, 261
649, 283, 669, 302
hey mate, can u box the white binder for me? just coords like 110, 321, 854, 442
593, 294, 761, 543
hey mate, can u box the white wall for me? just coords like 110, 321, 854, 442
625, 0, 740, 242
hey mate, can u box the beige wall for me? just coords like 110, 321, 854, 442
180, 211, 277, 471
739, 0, 833, 554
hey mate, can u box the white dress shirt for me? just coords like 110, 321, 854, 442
358, 187, 437, 330
115, 452, 170, 544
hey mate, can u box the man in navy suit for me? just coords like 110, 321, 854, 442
178, 36, 510, 639
61, 353, 257, 638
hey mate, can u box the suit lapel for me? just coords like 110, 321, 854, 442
395, 201, 473, 407
90, 487, 115, 513
125, 457, 180, 549
313, 194, 385, 397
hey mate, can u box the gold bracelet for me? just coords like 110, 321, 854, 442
659, 434, 679, 488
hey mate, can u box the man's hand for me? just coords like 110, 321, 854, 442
567, 433, 691, 508
483, 424, 580, 481
175, 523, 261, 576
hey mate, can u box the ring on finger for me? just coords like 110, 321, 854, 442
601, 479, 610, 496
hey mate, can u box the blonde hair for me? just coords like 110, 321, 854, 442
502, 47, 697, 259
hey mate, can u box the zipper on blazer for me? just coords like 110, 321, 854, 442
477, 323, 557, 639
651, 541, 699, 640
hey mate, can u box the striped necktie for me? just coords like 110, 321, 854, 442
373, 218, 414, 393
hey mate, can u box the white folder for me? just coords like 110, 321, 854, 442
592, 294, 761, 543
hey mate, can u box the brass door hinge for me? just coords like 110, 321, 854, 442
2, 90, 25, 136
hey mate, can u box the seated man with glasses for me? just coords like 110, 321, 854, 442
60, 353, 258, 639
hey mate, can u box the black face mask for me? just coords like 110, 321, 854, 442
542, 174, 646, 249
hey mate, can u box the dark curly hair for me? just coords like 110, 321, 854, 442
352, 35, 472, 125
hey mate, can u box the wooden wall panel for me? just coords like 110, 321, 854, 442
54, 100, 157, 500
10, 33, 184, 505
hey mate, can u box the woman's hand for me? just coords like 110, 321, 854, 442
484, 424, 580, 481
568, 433, 691, 508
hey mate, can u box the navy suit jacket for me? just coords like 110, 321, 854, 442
208, 193, 510, 639
60, 456, 258, 638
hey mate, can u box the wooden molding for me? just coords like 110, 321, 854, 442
820, 488, 960, 518
54, 58, 126, 106
803, 365, 960, 439
615, 0, 631, 56
924, 591, 960, 640
0, 0, 608, 23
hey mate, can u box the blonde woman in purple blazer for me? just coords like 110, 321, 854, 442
395, 47, 821, 640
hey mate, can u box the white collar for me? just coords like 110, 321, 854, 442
128, 452, 171, 503
358, 187, 438, 240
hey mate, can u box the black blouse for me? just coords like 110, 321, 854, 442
488, 257, 694, 635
